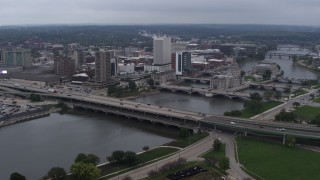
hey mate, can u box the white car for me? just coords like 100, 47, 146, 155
230, 121, 236, 125
276, 128, 286, 131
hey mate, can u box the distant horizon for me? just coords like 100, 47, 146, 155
0, 23, 319, 28
1, 0, 320, 27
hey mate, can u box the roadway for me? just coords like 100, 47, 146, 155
106, 132, 219, 180
158, 84, 251, 98
0, 81, 320, 139
104, 132, 251, 180
251, 88, 319, 121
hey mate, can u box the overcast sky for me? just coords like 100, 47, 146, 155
0, 0, 319, 26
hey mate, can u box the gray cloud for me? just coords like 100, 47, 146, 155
0, 0, 319, 26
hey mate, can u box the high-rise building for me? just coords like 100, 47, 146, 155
95, 51, 113, 84
175, 52, 191, 76
0, 48, 32, 68
54, 56, 75, 78
153, 37, 171, 65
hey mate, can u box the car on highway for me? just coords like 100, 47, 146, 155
230, 121, 236, 125
276, 128, 286, 131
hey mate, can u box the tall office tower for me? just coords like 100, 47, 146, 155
175, 52, 192, 76
153, 37, 171, 65
54, 56, 75, 78
95, 51, 114, 84
1, 48, 32, 68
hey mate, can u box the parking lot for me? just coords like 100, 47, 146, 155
167, 166, 207, 180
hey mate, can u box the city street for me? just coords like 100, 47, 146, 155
106, 132, 251, 180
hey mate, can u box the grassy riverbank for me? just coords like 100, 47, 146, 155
240, 101, 283, 118
236, 137, 320, 180
99, 147, 178, 178
99, 132, 209, 179
292, 105, 320, 121
164, 132, 209, 148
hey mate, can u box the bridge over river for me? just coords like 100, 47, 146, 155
0, 83, 320, 141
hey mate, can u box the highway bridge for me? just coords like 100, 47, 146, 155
0, 82, 320, 141
158, 84, 251, 99
249, 82, 299, 90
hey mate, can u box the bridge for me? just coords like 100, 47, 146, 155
249, 82, 299, 90
158, 84, 251, 99
180, 77, 210, 83
266, 50, 312, 59
0, 82, 320, 140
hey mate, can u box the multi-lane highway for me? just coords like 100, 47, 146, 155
0, 81, 320, 139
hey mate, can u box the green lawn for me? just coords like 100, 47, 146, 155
240, 101, 283, 118
99, 147, 178, 177
314, 97, 320, 103
312, 84, 320, 89
291, 89, 308, 98
201, 144, 226, 161
164, 132, 209, 148
293, 105, 320, 121
236, 137, 320, 180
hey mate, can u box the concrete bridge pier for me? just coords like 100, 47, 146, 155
283, 134, 286, 145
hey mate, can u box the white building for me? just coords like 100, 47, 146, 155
153, 37, 171, 65
118, 63, 135, 74
253, 61, 281, 78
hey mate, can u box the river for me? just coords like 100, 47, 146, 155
1, 50, 319, 179
240, 56, 320, 80
0, 112, 175, 179
132, 91, 244, 115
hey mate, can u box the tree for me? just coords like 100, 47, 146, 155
107, 85, 117, 96
147, 79, 154, 86
244, 99, 263, 114
311, 113, 320, 126
275, 109, 296, 122
274, 91, 282, 100
75, 153, 87, 163
47, 167, 67, 180
10, 172, 26, 180
292, 101, 300, 107
123, 151, 137, 163
75, 153, 100, 165
128, 80, 137, 91
286, 135, 296, 147
115, 86, 124, 97
310, 94, 315, 100
213, 139, 222, 151
29, 93, 41, 102
250, 92, 262, 101
284, 85, 292, 93
218, 157, 230, 172
70, 162, 100, 180
263, 91, 274, 101
108, 150, 125, 162
86, 154, 100, 165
